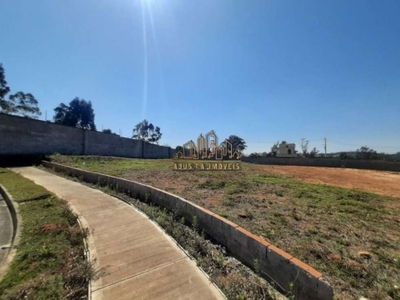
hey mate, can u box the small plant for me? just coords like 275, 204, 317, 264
245, 208, 254, 220
254, 259, 261, 275
144, 192, 150, 202
217, 212, 228, 218
61, 206, 78, 226
287, 281, 295, 300
222, 197, 235, 207
291, 210, 301, 221
192, 215, 199, 232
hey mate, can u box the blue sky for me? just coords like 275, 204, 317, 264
1, 0, 399, 154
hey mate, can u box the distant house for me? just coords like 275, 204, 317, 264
271, 141, 296, 157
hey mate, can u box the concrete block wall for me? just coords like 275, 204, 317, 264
84, 130, 143, 158
42, 161, 334, 300
242, 157, 400, 172
143, 142, 171, 159
0, 114, 84, 155
0, 113, 174, 158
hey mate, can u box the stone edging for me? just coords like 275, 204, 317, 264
0, 184, 22, 282
42, 161, 334, 300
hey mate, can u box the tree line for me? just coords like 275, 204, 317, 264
0, 63, 250, 149
0, 63, 186, 146
248, 145, 400, 161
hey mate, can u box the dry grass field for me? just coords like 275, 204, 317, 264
49, 155, 400, 300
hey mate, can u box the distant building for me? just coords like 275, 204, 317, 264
271, 141, 296, 157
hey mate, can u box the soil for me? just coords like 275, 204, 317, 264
251, 165, 400, 198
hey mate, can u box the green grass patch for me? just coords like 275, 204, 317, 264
0, 168, 94, 300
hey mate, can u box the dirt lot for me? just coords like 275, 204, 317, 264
251, 165, 400, 198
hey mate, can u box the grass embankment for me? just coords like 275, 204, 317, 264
49, 155, 400, 300
0, 168, 94, 300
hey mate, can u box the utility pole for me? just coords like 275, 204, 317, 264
324, 138, 327, 155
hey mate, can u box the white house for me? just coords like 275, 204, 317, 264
271, 141, 296, 157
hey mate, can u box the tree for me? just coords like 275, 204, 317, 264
54, 98, 96, 130
308, 147, 319, 158
0, 64, 10, 109
102, 129, 114, 134
355, 146, 377, 160
0, 64, 41, 118
271, 141, 279, 157
301, 138, 309, 156
7, 91, 41, 118
132, 119, 162, 143
223, 135, 247, 152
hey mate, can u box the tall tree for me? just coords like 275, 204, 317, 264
8, 91, 41, 118
0, 64, 10, 106
223, 135, 247, 152
54, 98, 96, 130
0, 63, 14, 114
132, 119, 162, 143
0, 64, 41, 118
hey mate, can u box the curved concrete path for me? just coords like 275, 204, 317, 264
12, 167, 225, 300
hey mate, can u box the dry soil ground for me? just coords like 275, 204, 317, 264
250, 165, 400, 198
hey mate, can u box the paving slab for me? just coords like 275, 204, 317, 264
12, 167, 225, 300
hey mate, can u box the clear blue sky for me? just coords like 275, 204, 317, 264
1, 0, 399, 154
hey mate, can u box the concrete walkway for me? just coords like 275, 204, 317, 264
13, 167, 225, 300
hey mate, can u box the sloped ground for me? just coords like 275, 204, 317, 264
49, 155, 400, 300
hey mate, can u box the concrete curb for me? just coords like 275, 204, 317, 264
75, 209, 94, 300
42, 161, 334, 300
0, 184, 22, 282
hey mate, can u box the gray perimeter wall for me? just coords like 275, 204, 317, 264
0, 114, 174, 158
242, 157, 400, 172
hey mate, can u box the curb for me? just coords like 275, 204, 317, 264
42, 160, 334, 300
0, 184, 22, 282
